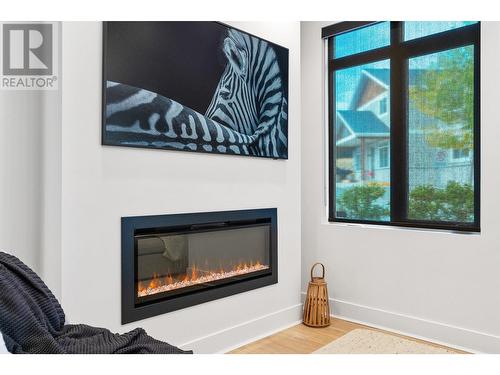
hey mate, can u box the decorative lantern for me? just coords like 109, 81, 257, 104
303, 262, 330, 327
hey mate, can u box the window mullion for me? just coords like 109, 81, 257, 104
473, 28, 481, 229
328, 37, 336, 221
389, 21, 407, 223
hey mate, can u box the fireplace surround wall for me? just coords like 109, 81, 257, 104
122, 208, 278, 324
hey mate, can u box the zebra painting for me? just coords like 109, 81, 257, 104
102, 22, 288, 159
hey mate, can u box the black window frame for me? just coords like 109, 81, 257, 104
324, 21, 480, 232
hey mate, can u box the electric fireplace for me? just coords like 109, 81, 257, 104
121, 208, 277, 324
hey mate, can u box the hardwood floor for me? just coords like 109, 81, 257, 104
229, 317, 466, 354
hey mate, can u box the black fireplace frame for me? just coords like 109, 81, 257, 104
121, 208, 278, 324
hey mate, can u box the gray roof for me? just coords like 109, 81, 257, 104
337, 110, 389, 136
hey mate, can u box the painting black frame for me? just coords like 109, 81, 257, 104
101, 21, 289, 160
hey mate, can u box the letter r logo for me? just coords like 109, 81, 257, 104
3, 24, 52, 75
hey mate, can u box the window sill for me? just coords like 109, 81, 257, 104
323, 219, 480, 236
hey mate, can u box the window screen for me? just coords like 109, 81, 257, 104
326, 21, 480, 232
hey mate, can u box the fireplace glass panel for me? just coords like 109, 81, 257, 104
135, 224, 271, 304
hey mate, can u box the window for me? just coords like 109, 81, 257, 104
334, 22, 390, 59
404, 21, 477, 41
324, 21, 480, 232
451, 148, 470, 161
353, 150, 360, 171
378, 143, 389, 168
379, 97, 388, 115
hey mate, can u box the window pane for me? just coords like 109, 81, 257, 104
404, 21, 477, 41
378, 143, 389, 168
407, 46, 474, 223
334, 60, 390, 221
334, 22, 390, 59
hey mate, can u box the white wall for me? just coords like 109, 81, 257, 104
0, 86, 61, 296
61, 21, 301, 353
301, 21, 500, 353
39, 86, 62, 299
0, 24, 62, 298
0, 90, 43, 271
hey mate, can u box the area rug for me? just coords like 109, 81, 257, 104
313, 328, 456, 354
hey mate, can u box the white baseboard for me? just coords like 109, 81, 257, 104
178, 303, 303, 354
179, 294, 500, 354
300, 292, 500, 354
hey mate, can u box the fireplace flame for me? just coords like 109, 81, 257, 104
138, 260, 269, 298
191, 264, 198, 281
148, 273, 160, 289
165, 274, 174, 285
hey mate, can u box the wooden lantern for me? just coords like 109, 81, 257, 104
303, 262, 330, 327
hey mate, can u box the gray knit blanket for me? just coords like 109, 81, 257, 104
0, 251, 191, 354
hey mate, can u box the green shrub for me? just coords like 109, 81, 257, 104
337, 183, 389, 220
407, 185, 442, 221
408, 181, 474, 222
